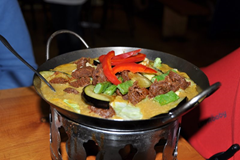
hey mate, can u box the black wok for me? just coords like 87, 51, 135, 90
33, 46, 220, 131
31, 30, 220, 131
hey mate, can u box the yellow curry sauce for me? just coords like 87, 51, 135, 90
40, 57, 199, 120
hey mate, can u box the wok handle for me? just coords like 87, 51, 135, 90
162, 82, 221, 124
207, 144, 240, 160
46, 30, 90, 60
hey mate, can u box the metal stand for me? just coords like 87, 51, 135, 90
50, 107, 180, 160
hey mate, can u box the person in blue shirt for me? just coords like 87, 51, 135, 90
0, 0, 38, 90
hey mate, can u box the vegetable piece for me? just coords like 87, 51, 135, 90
110, 101, 143, 120
128, 72, 152, 88
98, 54, 105, 62
153, 57, 162, 68
144, 67, 158, 73
117, 80, 133, 95
112, 49, 142, 60
154, 91, 180, 105
142, 73, 155, 81
112, 62, 157, 74
111, 53, 146, 66
93, 60, 100, 65
104, 84, 117, 95
53, 63, 77, 75
40, 71, 72, 81
63, 99, 80, 112
151, 70, 177, 82
94, 82, 111, 94
82, 85, 114, 109
99, 49, 142, 62
151, 72, 169, 82
100, 53, 146, 66
100, 51, 121, 85
40, 71, 55, 79
118, 76, 124, 83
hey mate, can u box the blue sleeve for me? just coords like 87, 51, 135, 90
0, 0, 38, 89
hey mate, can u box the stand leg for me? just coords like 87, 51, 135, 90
162, 120, 180, 160
50, 107, 63, 160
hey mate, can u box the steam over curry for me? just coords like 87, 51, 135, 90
40, 49, 199, 120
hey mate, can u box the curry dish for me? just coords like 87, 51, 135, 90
40, 49, 199, 120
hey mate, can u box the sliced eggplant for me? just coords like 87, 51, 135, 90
82, 85, 114, 109
128, 72, 152, 88
93, 59, 100, 66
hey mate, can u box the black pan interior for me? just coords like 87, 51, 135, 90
33, 47, 210, 131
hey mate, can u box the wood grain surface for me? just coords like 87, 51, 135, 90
0, 87, 204, 160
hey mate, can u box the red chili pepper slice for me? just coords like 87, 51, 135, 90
144, 67, 158, 73
99, 54, 105, 63
112, 49, 142, 60
112, 62, 157, 74
101, 51, 121, 85
111, 53, 146, 66
99, 51, 145, 66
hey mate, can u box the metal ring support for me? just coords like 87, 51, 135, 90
46, 30, 90, 60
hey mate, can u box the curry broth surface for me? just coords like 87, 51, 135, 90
40, 58, 199, 120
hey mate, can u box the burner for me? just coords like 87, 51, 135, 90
50, 107, 180, 160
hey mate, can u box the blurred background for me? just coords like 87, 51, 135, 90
18, 0, 240, 68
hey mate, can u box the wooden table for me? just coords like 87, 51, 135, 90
0, 87, 205, 160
